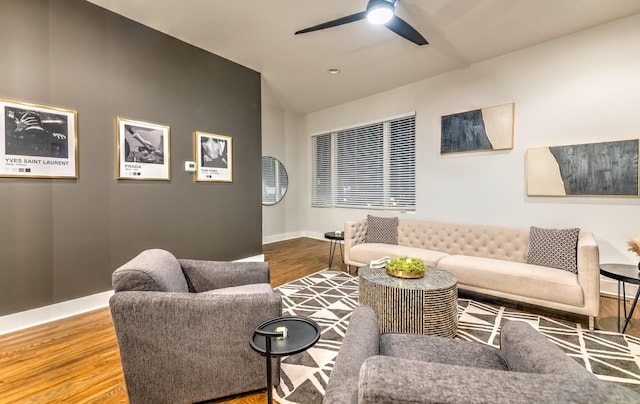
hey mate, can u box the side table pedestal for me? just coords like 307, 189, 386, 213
250, 316, 321, 404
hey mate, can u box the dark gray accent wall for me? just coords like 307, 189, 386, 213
0, 0, 262, 315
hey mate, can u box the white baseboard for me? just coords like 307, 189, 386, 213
235, 254, 265, 262
263, 231, 331, 244
600, 276, 639, 298
0, 290, 114, 336
303, 231, 327, 241
0, 254, 267, 336
263, 231, 305, 244
7, 249, 624, 336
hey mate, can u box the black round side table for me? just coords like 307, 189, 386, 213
600, 263, 640, 333
324, 231, 344, 269
250, 316, 321, 404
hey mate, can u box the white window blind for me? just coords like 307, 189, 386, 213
388, 116, 416, 210
312, 133, 332, 207
311, 114, 416, 210
336, 122, 384, 207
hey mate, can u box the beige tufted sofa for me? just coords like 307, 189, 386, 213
344, 218, 600, 327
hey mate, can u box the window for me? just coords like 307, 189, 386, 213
311, 133, 332, 207
311, 114, 415, 210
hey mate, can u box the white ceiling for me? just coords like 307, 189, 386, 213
87, 0, 640, 114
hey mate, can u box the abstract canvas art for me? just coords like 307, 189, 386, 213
527, 139, 639, 197
441, 103, 514, 154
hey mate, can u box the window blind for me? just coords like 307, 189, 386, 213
336, 122, 384, 207
388, 115, 416, 210
312, 133, 332, 207
311, 114, 416, 210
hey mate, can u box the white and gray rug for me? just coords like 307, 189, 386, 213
273, 269, 640, 404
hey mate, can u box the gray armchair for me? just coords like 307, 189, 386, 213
109, 249, 282, 404
324, 306, 639, 403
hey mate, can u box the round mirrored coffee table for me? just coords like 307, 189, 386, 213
359, 265, 458, 337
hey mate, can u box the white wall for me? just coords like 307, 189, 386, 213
261, 79, 305, 243
301, 14, 640, 293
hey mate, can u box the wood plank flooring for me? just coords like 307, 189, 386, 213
0, 237, 637, 403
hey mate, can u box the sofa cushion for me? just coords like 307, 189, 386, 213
350, 243, 449, 267
526, 226, 580, 273
112, 249, 189, 293
437, 255, 583, 307
381, 333, 508, 371
365, 215, 398, 244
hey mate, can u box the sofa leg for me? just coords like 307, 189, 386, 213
588, 316, 595, 331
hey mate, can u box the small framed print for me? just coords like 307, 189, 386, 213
195, 131, 232, 182
1, 98, 78, 178
117, 117, 170, 180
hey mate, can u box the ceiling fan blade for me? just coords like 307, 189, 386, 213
384, 15, 428, 45
295, 11, 367, 35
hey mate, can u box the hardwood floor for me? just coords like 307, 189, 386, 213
0, 238, 331, 404
0, 237, 637, 403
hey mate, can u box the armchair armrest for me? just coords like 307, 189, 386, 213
109, 290, 282, 402
358, 356, 635, 404
178, 259, 270, 292
324, 306, 380, 404
500, 320, 594, 378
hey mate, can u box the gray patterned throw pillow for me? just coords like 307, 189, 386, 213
526, 226, 580, 273
365, 215, 398, 244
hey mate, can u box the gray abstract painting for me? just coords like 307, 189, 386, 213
527, 139, 639, 196
441, 103, 514, 154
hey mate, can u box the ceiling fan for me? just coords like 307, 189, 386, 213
295, 0, 428, 46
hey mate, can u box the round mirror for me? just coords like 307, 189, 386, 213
262, 156, 288, 206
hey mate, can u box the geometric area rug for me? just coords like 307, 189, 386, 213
273, 269, 640, 403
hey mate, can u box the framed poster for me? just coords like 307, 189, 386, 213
526, 139, 639, 197
195, 131, 232, 182
441, 103, 514, 154
117, 117, 170, 180
1, 98, 78, 178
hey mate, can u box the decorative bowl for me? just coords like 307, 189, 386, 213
385, 256, 426, 279
386, 268, 425, 279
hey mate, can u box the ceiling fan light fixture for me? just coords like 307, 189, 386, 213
294, 0, 427, 46
366, 1, 394, 25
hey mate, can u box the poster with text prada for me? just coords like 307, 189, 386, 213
195, 131, 232, 182
1, 98, 78, 178
117, 117, 170, 180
